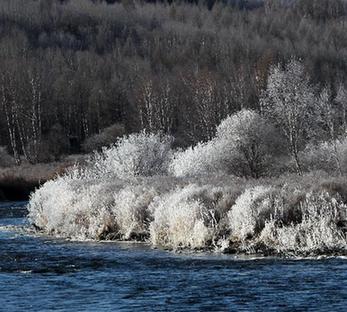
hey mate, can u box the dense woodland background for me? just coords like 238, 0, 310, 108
0, 0, 347, 166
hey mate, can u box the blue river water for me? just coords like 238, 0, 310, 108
0, 201, 347, 311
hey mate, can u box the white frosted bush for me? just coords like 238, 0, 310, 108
110, 185, 158, 239
28, 176, 76, 233
28, 176, 117, 240
169, 140, 223, 177
63, 183, 115, 240
301, 138, 347, 174
260, 192, 347, 254
216, 110, 281, 177
29, 174, 160, 240
149, 185, 218, 249
227, 186, 347, 254
91, 131, 173, 179
170, 110, 278, 178
228, 186, 274, 241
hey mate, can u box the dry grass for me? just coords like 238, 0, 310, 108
0, 155, 85, 200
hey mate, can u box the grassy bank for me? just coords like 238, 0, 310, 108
0, 156, 85, 201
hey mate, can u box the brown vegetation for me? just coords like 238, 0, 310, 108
0, 156, 84, 200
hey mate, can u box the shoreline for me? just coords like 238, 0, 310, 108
2, 200, 347, 258
0, 157, 84, 201
25, 224, 347, 258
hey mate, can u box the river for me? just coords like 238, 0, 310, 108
1, 201, 347, 311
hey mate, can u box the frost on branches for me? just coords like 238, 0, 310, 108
170, 109, 280, 178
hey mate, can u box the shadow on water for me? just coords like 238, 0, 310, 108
0, 178, 39, 201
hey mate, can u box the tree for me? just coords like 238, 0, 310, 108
170, 110, 280, 178
136, 77, 176, 134
317, 88, 343, 175
1, 74, 20, 164
335, 84, 347, 134
260, 60, 315, 174
216, 109, 280, 178
181, 71, 228, 143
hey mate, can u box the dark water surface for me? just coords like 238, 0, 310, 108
1, 202, 347, 311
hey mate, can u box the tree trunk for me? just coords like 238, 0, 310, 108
293, 148, 302, 175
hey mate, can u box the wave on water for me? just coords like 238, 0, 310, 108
28, 122, 347, 257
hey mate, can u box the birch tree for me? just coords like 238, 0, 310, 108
27, 69, 43, 163
181, 71, 228, 143
0, 74, 20, 164
260, 60, 315, 174
335, 84, 347, 134
317, 88, 343, 175
137, 78, 175, 134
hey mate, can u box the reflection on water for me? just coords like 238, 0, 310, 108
1, 202, 347, 311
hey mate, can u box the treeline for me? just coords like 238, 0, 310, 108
0, 0, 347, 164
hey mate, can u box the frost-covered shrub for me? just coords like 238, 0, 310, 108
228, 186, 275, 241
91, 131, 173, 179
28, 176, 75, 232
169, 140, 223, 177
149, 185, 220, 249
29, 172, 165, 240
63, 183, 115, 239
228, 184, 307, 243
28, 175, 117, 239
227, 184, 347, 254
170, 110, 279, 178
260, 192, 347, 254
215, 110, 282, 178
109, 184, 158, 240
300, 138, 347, 174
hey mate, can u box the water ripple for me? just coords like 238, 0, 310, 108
1, 202, 347, 311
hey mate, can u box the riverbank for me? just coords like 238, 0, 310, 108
0, 155, 85, 201
28, 170, 347, 257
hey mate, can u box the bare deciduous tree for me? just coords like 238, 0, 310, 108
261, 60, 315, 174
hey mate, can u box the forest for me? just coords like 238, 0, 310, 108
0, 0, 347, 168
